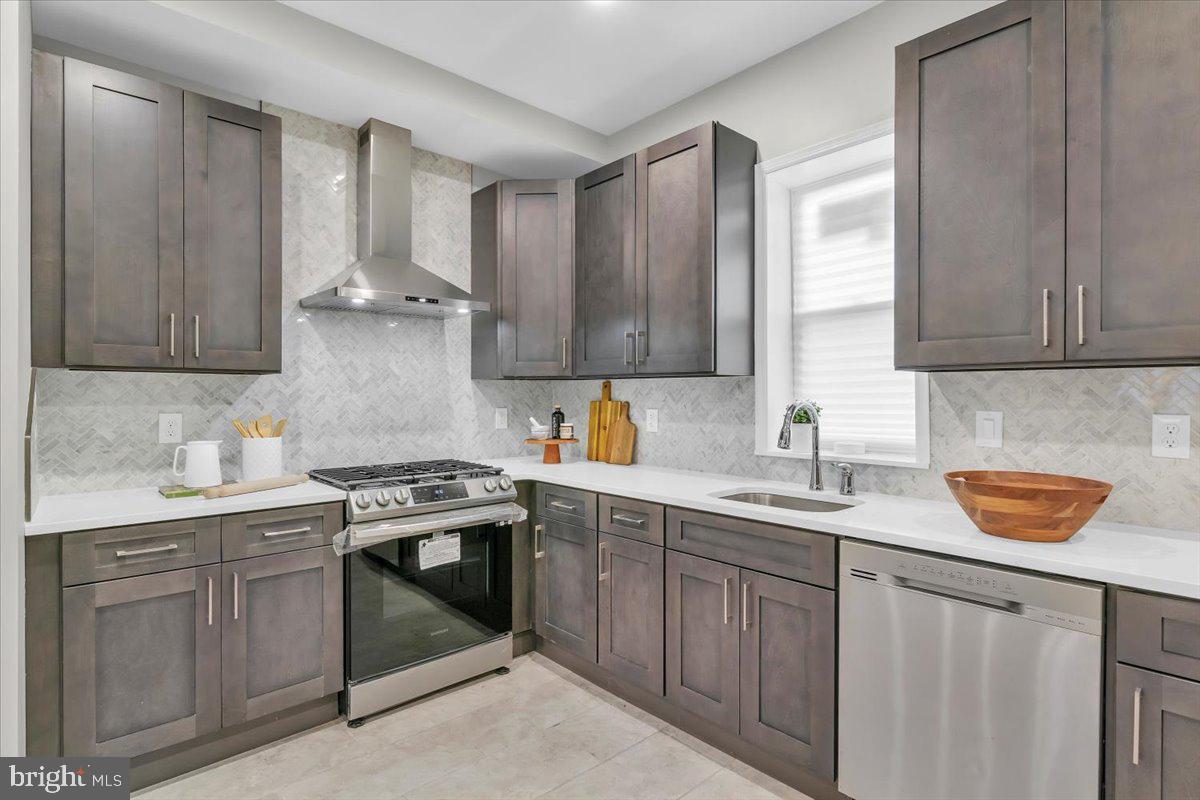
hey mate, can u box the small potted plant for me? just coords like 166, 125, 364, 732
790, 402, 821, 453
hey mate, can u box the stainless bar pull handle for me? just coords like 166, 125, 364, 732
635, 330, 646, 364
1077, 284, 1085, 345
1042, 289, 1050, 347
548, 500, 575, 511
561, 337, 568, 369
611, 513, 644, 526
723, 577, 731, 624
533, 524, 545, 559
262, 526, 311, 538
1132, 686, 1142, 765
206, 576, 213, 626
742, 582, 751, 630
598, 541, 609, 581
114, 543, 178, 558
169, 313, 176, 357
233, 572, 240, 620
193, 315, 200, 359
624, 332, 634, 366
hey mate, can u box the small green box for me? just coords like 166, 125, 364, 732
159, 484, 203, 499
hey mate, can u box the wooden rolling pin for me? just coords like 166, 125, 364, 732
201, 473, 308, 499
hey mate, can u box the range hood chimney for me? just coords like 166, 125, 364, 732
300, 119, 487, 317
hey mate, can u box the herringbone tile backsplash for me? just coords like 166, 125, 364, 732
33, 105, 1200, 532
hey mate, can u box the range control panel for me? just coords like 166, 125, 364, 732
410, 482, 468, 504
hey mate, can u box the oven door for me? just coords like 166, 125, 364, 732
347, 521, 512, 684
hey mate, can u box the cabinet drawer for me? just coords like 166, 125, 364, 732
599, 495, 664, 546
1116, 589, 1200, 681
665, 508, 835, 589
62, 518, 221, 586
536, 484, 597, 529
221, 504, 341, 560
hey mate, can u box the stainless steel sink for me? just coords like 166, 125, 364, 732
718, 491, 853, 513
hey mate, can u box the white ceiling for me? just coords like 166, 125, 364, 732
281, 0, 880, 135
31, 0, 880, 177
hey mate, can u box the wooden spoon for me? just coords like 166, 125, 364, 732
272, 418, 288, 438
232, 419, 252, 438
256, 415, 273, 438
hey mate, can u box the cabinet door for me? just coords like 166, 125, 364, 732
635, 124, 715, 374
184, 93, 282, 372
738, 569, 835, 779
1065, 1, 1200, 362
598, 533, 664, 695
222, 547, 342, 726
576, 157, 636, 376
500, 180, 574, 377
62, 566, 220, 757
895, 1, 1065, 368
1114, 664, 1200, 800
534, 518, 597, 661
665, 550, 739, 732
63, 58, 183, 369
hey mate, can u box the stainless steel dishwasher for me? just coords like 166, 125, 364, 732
838, 541, 1103, 800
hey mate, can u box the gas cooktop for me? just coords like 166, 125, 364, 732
308, 459, 501, 491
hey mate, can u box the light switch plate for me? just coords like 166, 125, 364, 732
494, 408, 508, 430
159, 412, 183, 444
1152, 414, 1189, 459
646, 409, 659, 433
975, 411, 1002, 448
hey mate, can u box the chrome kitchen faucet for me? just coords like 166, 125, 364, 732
778, 399, 823, 491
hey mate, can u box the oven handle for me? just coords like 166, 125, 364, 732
332, 502, 528, 555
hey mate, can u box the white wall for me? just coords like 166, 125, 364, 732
0, 0, 32, 757
606, 0, 1001, 161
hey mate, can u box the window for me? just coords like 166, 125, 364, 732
755, 122, 928, 468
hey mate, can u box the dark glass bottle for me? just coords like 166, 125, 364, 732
551, 405, 565, 439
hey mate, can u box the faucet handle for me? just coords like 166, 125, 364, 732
835, 463, 855, 497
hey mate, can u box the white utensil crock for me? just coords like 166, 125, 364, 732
172, 440, 223, 488
242, 437, 283, 481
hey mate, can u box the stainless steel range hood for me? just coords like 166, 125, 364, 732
300, 119, 488, 318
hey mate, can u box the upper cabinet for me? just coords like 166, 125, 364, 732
473, 122, 757, 379
895, 0, 1200, 370
32, 52, 282, 373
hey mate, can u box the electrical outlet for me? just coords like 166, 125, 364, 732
646, 409, 659, 433
975, 411, 1003, 448
1152, 414, 1190, 459
494, 408, 508, 430
159, 412, 183, 444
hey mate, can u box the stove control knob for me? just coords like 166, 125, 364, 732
375, 491, 390, 506
498, 476, 513, 491
355, 493, 371, 510
393, 488, 410, 504
483, 478, 498, 493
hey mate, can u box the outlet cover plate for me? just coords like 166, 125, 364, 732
1152, 414, 1189, 459
494, 408, 508, 430
975, 411, 1003, 448
159, 412, 183, 444
646, 409, 659, 433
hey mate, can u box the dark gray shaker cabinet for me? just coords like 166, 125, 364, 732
31, 51, 282, 373
533, 517, 598, 662
598, 532, 664, 695
895, 0, 1066, 369
221, 546, 342, 727
471, 180, 574, 378
1065, 0, 1200, 362
62, 565, 222, 757
183, 92, 282, 372
1114, 665, 1200, 800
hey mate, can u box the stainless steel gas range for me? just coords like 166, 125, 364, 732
309, 460, 525, 725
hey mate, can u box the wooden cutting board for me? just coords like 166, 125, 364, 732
608, 402, 636, 465
200, 474, 308, 499
590, 380, 615, 461
587, 400, 601, 460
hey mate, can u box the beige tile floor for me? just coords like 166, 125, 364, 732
137, 653, 815, 800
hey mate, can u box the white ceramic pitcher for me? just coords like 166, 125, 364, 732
172, 440, 223, 488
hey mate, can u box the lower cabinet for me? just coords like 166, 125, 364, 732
665, 550, 835, 779
1113, 665, 1200, 800
63, 565, 222, 757
221, 547, 342, 727
533, 517, 598, 661
598, 533, 664, 695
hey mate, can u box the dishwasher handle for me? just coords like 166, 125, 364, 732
893, 575, 1023, 614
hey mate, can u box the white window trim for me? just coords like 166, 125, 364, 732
753, 120, 930, 469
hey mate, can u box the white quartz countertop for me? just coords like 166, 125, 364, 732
25, 481, 347, 536
490, 457, 1200, 599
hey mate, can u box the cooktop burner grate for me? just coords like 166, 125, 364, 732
308, 459, 502, 490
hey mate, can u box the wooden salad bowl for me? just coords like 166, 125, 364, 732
944, 470, 1113, 543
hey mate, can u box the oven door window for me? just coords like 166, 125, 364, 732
347, 523, 512, 683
